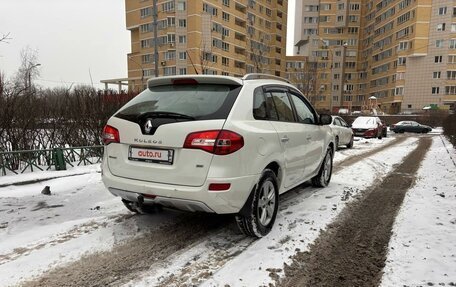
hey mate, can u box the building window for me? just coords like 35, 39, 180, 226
450, 39, 456, 49
398, 57, 407, 66
432, 87, 440, 94
398, 41, 409, 50
439, 7, 447, 15
179, 68, 187, 75
179, 52, 186, 60
437, 23, 446, 31
177, 1, 186, 11
178, 19, 186, 27
164, 50, 176, 60
141, 39, 152, 48
447, 71, 456, 79
436, 39, 444, 48
222, 57, 229, 66
445, 86, 456, 94
167, 33, 176, 43
449, 55, 456, 63
140, 7, 152, 18
162, 1, 175, 12
140, 23, 152, 33
349, 15, 359, 22
433, 71, 441, 79
163, 66, 176, 76
223, 0, 230, 7
203, 3, 218, 16
142, 54, 152, 63
395, 87, 404, 95
321, 4, 331, 10
222, 12, 230, 22
435, 55, 443, 63
178, 35, 186, 43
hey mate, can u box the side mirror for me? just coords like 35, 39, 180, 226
319, 114, 332, 125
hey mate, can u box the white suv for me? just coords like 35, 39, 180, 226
101, 74, 335, 237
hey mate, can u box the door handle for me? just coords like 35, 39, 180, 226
281, 136, 289, 143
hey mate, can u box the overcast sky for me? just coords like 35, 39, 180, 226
0, 0, 295, 90
0, 0, 130, 89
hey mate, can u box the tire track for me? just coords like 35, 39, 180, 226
279, 137, 432, 287
20, 214, 233, 287
334, 136, 407, 173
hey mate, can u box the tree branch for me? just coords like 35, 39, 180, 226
0, 32, 12, 43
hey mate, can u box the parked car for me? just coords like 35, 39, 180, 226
390, 121, 432, 133
351, 116, 386, 139
101, 74, 335, 238
330, 116, 354, 149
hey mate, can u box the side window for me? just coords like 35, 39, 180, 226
268, 90, 294, 122
264, 92, 279, 121
339, 118, 348, 127
253, 88, 268, 120
289, 93, 316, 124
334, 118, 342, 126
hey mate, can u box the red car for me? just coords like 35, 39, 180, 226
351, 116, 387, 139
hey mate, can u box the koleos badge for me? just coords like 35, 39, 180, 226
144, 119, 153, 134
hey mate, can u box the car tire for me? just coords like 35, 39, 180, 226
346, 135, 354, 148
311, 147, 333, 187
235, 169, 279, 238
335, 136, 339, 150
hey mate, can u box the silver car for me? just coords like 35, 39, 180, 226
330, 116, 354, 149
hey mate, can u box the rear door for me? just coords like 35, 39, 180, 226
106, 82, 241, 187
287, 91, 324, 179
263, 87, 304, 188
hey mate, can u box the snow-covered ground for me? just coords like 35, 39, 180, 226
0, 133, 454, 287
381, 136, 456, 286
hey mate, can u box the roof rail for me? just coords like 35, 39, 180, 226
242, 73, 290, 83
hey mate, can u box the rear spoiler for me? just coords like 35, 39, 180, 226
147, 75, 243, 88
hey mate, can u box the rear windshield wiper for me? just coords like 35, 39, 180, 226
137, 111, 196, 121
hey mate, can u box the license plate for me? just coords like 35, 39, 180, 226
129, 147, 174, 164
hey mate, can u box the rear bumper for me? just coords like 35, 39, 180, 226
101, 161, 258, 214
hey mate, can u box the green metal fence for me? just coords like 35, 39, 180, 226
0, 146, 104, 176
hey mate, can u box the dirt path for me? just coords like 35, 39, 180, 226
20, 214, 234, 287
279, 137, 432, 287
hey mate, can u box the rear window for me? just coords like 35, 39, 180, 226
115, 84, 241, 122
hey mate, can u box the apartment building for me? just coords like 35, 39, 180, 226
293, 0, 456, 113
125, 0, 288, 91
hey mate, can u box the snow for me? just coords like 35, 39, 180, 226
381, 136, 456, 286
0, 133, 454, 287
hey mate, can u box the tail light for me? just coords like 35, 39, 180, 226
102, 125, 120, 145
208, 183, 231, 191
184, 130, 244, 155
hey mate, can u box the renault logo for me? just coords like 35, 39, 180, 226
144, 119, 153, 134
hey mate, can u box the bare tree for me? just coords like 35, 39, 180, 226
289, 61, 318, 103
0, 32, 11, 43
13, 46, 40, 91
246, 22, 271, 74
